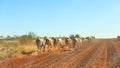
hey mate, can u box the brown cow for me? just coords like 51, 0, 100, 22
44, 36, 53, 52
53, 38, 61, 50
65, 38, 72, 49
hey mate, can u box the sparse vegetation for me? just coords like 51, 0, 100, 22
0, 33, 90, 59
0, 32, 38, 59
0, 43, 37, 59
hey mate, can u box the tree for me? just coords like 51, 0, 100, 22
0, 36, 3, 39
69, 34, 75, 39
28, 32, 36, 39
86, 37, 89, 40
6, 35, 13, 40
75, 34, 80, 38
18, 32, 36, 45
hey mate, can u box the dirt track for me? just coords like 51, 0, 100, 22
0, 39, 120, 68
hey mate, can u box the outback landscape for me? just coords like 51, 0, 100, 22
1, 0, 120, 68
0, 33, 120, 68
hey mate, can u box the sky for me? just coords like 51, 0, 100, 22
0, 0, 120, 38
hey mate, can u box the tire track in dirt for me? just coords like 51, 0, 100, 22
17, 52, 60, 68
31, 51, 74, 68
75, 40, 103, 68
0, 52, 54, 68
18, 39, 98, 68
84, 40, 108, 68
0, 39, 108, 68
0, 50, 61, 68
58, 40, 103, 68
109, 40, 120, 68
48, 40, 97, 68
18, 50, 70, 68
31, 41, 94, 68
107, 40, 120, 68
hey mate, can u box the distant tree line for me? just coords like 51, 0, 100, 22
0, 32, 96, 45
0, 32, 37, 45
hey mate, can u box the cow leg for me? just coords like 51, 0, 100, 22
43, 45, 45, 52
48, 44, 50, 52
48, 44, 53, 52
48, 45, 49, 52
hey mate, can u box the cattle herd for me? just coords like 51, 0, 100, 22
35, 35, 120, 53
36, 36, 83, 53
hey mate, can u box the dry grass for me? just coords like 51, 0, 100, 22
0, 40, 37, 59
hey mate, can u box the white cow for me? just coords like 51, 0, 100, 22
36, 38, 45, 53
72, 37, 82, 48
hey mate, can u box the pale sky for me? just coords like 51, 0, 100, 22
0, 0, 120, 38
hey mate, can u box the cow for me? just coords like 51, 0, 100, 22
36, 38, 45, 53
65, 38, 72, 49
72, 37, 82, 48
44, 36, 53, 52
77, 38, 83, 47
58, 38, 66, 49
53, 38, 61, 50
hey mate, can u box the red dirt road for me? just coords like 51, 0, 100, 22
0, 39, 120, 68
